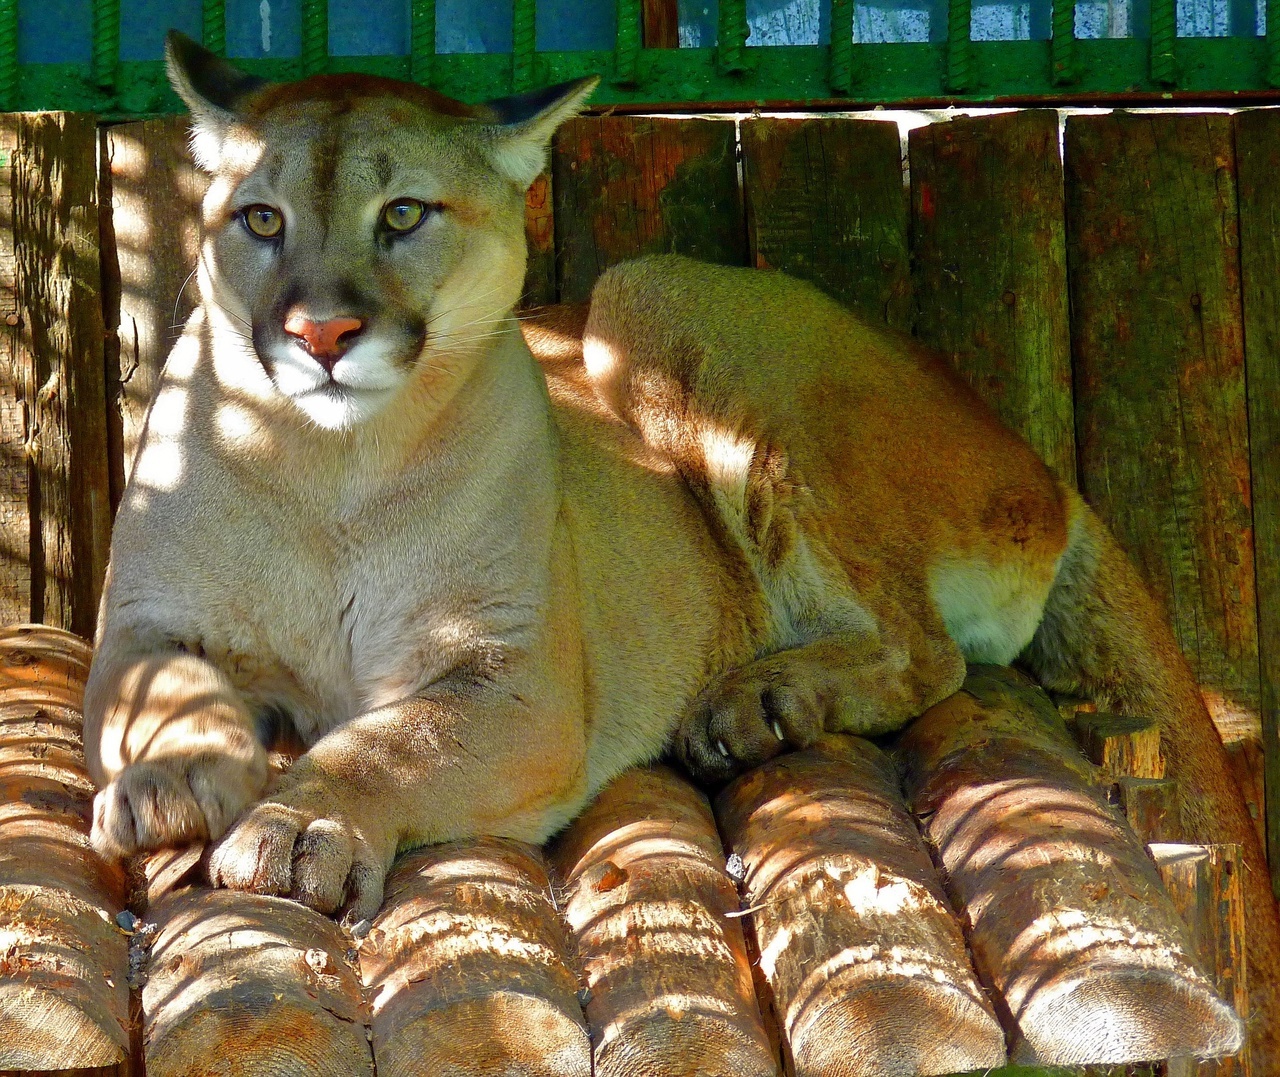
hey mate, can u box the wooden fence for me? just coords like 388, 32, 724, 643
0, 104, 1275, 902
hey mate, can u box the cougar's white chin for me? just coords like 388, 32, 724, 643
293, 384, 395, 430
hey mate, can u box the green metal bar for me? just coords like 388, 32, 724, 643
202, 0, 227, 56
947, 0, 972, 91
0, 0, 15, 109
719, 0, 748, 73
1051, 0, 1075, 84
410, 0, 436, 86
301, 0, 328, 77
1151, 0, 1177, 84
513, 0, 536, 90
92, 0, 120, 91
1269, 0, 1280, 86
615, 0, 641, 84
830, 0, 855, 92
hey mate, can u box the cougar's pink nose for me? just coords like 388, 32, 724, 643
283, 312, 365, 368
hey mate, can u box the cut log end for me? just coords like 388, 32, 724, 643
374, 992, 590, 1077
790, 975, 1007, 1077
1011, 969, 1245, 1066
594, 1010, 777, 1077
0, 981, 127, 1069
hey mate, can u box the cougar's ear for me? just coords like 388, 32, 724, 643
481, 76, 599, 190
165, 30, 268, 171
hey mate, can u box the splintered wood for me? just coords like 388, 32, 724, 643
550, 766, 774, 1077
899, 666, 1244, 1067
716, 736, 1005, 1077
0, 625, 130, 1070
360, 837, 589, 1077
142, 889, 373, 1076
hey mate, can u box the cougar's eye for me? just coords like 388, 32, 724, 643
242, 205, 283, 239
382, 199, 429, 234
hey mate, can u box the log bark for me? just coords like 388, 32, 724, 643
360, 837, 589, 1077
741, 117, 911, 330
553, 116, 744, 303
142, 887, 372, 1077
0, 626, 130, 1070
899, 665, 1244, 1067
715, 735, 1006, 1077
550, 766, 776, 1077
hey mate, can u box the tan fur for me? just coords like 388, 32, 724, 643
85, 40, 1277, 1061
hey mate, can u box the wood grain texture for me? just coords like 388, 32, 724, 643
642, 0, 680, 46
553, 116, 744, 303
716, 736, 1006, 1077
1066, 111, 1264, 845
9, 115, 111, 638
899, 666, 1244, 1067
1073, 711, 1166, 780
549, 766, 775, 1077
1234, 106, 1280, 898
360, 837, 589, 1077
0, 123, 30, 626
741, 117, 911, 330
0, 626, 130, 1071
143, 888, 373, 1077
101, 117, 208, 496
1152, 843, 1249, 1077
523, 171, 557, 308
910, 109, 1076, 484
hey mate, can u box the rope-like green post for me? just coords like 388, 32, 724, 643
1268, 0, 1280, 86
512, 0, 536, 90
301, 0, 328, 76
615, 0, 641, 84
0, 0, 16, 110
92, 0, 120, 91
829, 0, 854, 93
410, 0, 436, 86
718, 0, 748, 73
946, 0, 971, 92
203, 0, 227, 55
1150, 0, 1177, 85
1051, 0, 1075, 83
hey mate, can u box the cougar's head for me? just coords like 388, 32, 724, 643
166, 32, 595, 430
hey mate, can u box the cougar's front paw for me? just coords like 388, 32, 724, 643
676, 659, 824, 784
92, 752, 267, 858
207, 788, 389, 921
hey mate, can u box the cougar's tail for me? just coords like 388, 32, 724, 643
1021, 490, 1280, 1065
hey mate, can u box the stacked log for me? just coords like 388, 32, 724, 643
899, 665, 1243, 1066
550, 766, 775, 1077
715, 735, 1006, 1077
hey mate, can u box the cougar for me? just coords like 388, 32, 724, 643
84, 30, 1277, 1058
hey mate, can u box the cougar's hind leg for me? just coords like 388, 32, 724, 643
1020, 493, 1280, 1066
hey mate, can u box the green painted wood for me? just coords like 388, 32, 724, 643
1051, 0, 1075, 84
409, 0, 435, 86
718, 0, 748, 73
513, 0, 537, 91
552, 115, 744, 303
1235, 107, 1280, 900
947, 0, 972, 92
615, 0, 641, 84
0, 0, 15, 109
829, 0, 854, 92
1152, 0, 1178, 84
91, 0, 119, 91
1065, 112, 1264, 836
301, 0, 328, 77
201, 0, 226, 56
741, 116, 910, 330
909, 109, 1075, 485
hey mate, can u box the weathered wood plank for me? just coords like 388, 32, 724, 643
716, 736, 1007, 1077
553, 116, 744, 303
910, 109, 1076, 484
899, 666, 1244, 1067
1065, 111, 1264, 847
1234, 106, 1280, 897
9, 115, 112, 638
143, 888, 373, 1076
741, 117, 911, 330
523, 171, 557, 307
0, 123, 30, 625
1073, 711, 1166, 780
642, 0, 680, 46
360, 838, 589, 1077
550, 766, 775, 1077
0, 626, 131, 1071
101, 117, 208, 495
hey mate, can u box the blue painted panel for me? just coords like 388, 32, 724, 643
537, 0, 616, 49
438, 0, 512, 52
121, 0, 202, 60
330, 0, 410, 54
227, 0, 302, 57
19, 0, 92, 62
679, 0, 718, 44
748, 0, 829, 44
